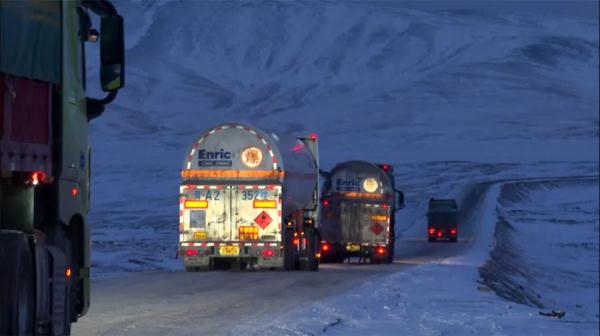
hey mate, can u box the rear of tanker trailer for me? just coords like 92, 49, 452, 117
179, 123, 320, 271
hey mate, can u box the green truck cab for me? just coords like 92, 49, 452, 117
0, 1, 124, 334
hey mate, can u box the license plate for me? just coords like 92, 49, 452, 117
194, 231, 207, 240
219, 245, 240, 256
346, 243, 360, 252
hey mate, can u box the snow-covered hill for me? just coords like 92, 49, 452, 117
87, 0, 598, 273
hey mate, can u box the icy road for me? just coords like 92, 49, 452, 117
73, 180, 489, 335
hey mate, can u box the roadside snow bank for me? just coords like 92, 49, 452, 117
481, 178, 599, 322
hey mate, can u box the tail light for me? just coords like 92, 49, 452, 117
428, 227, 436, 236
292, 238, 300, 246
261, 249, 274, 257
437, 231, 443, 238
321, 242, 330, 252
382, 204, 389, 209
322, 199, 330, 206
185, 249, 199, 257
376, 246, 386, 255
31, 171, 47, 186
450, 228, 457, 235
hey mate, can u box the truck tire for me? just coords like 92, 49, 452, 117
386, 241, 395, 264
283, 227, 295, 271
304, 227, 319, 271
0, 231, 35, 336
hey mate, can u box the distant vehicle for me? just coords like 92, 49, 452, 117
319, 161, 404, 264
179, 123, 320, 271
427, 198, 458, 242
0, 1, 125, 334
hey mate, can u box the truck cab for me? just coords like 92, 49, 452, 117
0, 1, 124, 334
427, 198, 458, 242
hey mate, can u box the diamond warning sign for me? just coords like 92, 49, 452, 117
371, 223, 384, 235
254, 211, 272, 229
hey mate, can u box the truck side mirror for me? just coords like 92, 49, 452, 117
397, 191, 405, 210
100, 15, 124, 92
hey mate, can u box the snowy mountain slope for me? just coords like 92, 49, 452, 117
93, 0, 598, 164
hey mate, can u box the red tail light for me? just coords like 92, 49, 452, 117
428, 227, 436, 235
376, 246, 386, 255
382, 204, 389, 209
321, 242, 330, 252
31, 171, 47, 186
185, 249, 199, 257
292, 238, 300, 246
261, 249, 274, 257
322, 199, 330, 206
381, 164, 389, 171
437, 231, 443, 238
450, 228, 457, 235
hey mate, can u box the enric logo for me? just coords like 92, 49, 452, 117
198, 149, 232, 160
336, 178, 361, 187
198, 149, 233, 167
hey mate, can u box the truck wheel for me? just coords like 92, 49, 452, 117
386, 242, 395, 264
283, 228, 295, 271
0, 231, 35, 336
304, 227, 319, 271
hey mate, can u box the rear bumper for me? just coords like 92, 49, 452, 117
333, 242, 389, 258
180, 241, 283, 269
428, 226, 458, 241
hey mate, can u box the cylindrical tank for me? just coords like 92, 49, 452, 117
181, 122, 318, 215
326, 160, 394, 198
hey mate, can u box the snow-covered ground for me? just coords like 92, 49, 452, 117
79, 0, 599, 334
233, 177, 599, 335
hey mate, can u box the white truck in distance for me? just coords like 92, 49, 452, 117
179, 123, 320, 271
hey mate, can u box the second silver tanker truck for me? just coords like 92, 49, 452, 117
179, 123, 320, 271
319, 161, 404, 264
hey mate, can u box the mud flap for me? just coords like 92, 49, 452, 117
304, 227, 319, 271
283, 227, 295, 271
46, 246, 68, 335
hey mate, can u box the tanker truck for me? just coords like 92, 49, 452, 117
0, 1, 125, 334
319, 161, 404, 264
179, 123, 320, 271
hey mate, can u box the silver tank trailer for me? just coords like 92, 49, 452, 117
320, 160, 396, 263
179, 123, 320, 271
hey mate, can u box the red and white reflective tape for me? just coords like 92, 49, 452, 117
184, 124, 280, 172
183, 241, 280, 248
